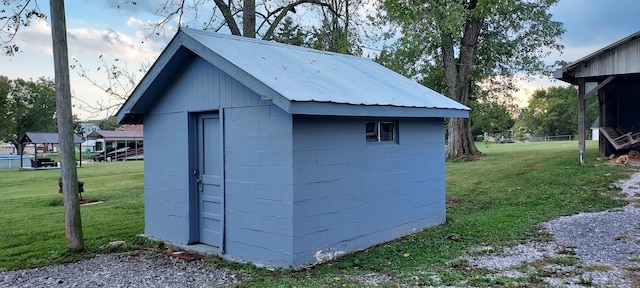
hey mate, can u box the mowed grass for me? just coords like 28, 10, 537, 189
0, 161, 144, 271
0, 141, 634, 287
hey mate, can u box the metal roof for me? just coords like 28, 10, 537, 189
555, 31, 640, 84
86, 130, 143, 140
19, 132, 83, 144
118, 28, 469, 124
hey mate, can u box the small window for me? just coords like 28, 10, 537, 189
366, 121, 396, 142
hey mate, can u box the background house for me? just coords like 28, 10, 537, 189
117, 28, 469, 268
556, 31, 640, 161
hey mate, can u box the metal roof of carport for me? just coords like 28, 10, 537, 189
86, 130, 143, 141
19, 132, 82, 144
554, 31, 640, 84
117, 28, 470, 124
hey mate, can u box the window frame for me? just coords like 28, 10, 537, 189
365, 120, 398, 143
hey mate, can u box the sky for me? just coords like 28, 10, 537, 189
0, 0, 639, 120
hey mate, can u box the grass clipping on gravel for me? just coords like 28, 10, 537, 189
0, 141, 634, 287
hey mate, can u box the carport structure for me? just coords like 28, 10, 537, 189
18, 132, 83, 170
555, 31, 640, 164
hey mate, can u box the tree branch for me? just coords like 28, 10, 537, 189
262, 0, 337, 41
213, 0, 242, 35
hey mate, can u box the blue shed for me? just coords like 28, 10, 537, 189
117, 28, 469, 268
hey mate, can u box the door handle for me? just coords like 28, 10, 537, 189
193, 169, 202, 192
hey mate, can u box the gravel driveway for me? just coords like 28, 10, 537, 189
2, 173, 640, 287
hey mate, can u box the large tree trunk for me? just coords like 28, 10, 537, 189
446, 118, 480, 160
50, 0, 84, 250
444, 0, 483, 160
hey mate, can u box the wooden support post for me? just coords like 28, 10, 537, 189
599, 92, 606, 157
578, 78, 586, 165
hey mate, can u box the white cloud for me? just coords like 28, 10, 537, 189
127, 17, 144, 28
67, 27, 162, 62
10, 19, 53, 55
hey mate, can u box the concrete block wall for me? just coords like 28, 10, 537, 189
223, 104, 295, 267
143, 111, 193, 244
142, 58, 217, 244
291, 116, 446, 267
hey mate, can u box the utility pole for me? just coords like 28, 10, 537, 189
49, 0, 84, 250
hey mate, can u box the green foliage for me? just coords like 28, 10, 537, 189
380, 0, 565, 93
470, 101, 515, 137
518, 86, 598, 137
0, 76, 57, 152
307, 16, 356, 55
380, 0, 565, 158
271, 16, 306, 47
272, 9, 359, 55
72, 114, 85, 139
98, 116, 119, 130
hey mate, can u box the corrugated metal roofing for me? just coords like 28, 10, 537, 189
87, 130, 143, 140
183, 28, 468, 111
117, 28, 469, 123
555, 31, 640, 84
19, 132, 83, 144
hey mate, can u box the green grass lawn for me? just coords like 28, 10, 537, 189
0, 161, 144, 270
0, 141, 634, 287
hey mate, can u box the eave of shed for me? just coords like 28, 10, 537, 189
555, 31, 640, 84
117, 28, 469, 124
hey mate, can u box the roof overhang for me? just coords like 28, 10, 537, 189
289, 102, 469, 118
555, 31, 640, 85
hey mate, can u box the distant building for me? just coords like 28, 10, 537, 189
79, 121, 101, 139
0, 142, 16, 155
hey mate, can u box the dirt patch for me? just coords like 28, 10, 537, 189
446, 197, 466, 207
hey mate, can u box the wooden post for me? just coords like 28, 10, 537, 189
578, 78, 586, 165
598, 91, 605, 157
50, 0, 84, 250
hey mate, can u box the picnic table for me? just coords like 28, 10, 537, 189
31, 157, 56, 168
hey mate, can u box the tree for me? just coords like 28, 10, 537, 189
381, 0, 564, 160
65, 0, 368, 117
141, 0, 339, 40
1, 0, 84, 250
0, 0, 46, 55
98, 115, 119, 130
0, 77, 57, 154
50, 0, 84, 250
70, 56, 150, 118
271, 16, 306, 46
518, 86, 597, 138
470, 101, 515, 139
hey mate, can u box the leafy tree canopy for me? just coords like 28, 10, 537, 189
470, 100, 515, 138
0, 76, 57, 154
98, 116, 119, 131
379, 0, 565, 159
516, 86, 598, 138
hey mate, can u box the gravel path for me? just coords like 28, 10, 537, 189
461, 171, 640, 288
0, 251, 244, 288
3, 173, 640, 287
